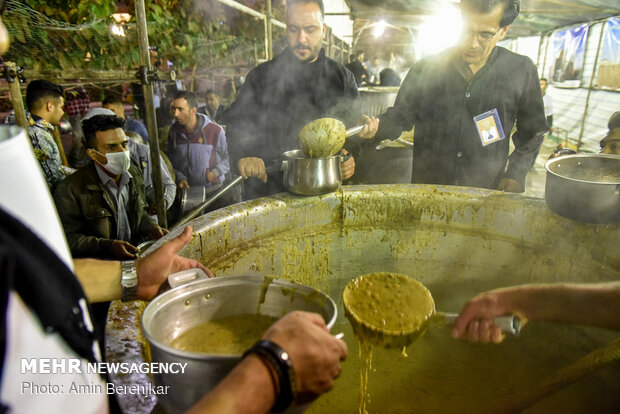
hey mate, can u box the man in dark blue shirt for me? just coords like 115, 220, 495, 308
369, 0, 548, 193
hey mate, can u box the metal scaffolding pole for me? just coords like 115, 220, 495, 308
4, 62, 27, 129
135, 0, 167, 227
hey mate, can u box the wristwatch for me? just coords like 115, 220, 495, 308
243, 340, 297, 412
120, 260, 138, 301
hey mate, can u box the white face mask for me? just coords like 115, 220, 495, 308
95, 149, 131, 175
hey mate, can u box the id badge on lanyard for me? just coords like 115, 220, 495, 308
473, 108, 505, 147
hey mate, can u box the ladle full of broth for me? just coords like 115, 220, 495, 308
342, 272, 520, 348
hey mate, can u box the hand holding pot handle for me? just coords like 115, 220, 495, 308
339, 149, 355, 180
136, 226, 213, 300
262, 311, 348, 403
238, 157, 267, 183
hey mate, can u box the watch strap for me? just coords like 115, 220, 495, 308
243, 339, 297, 412
120, 260, 138, 301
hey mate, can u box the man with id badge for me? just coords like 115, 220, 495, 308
365, 0, 548, 193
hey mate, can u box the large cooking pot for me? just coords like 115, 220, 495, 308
141, 274, 337, 414
545, 154, 620, 223
107, 185, 620, 413
281, 149, 348, 196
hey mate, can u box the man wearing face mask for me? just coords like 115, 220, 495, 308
53, 110, 167, 261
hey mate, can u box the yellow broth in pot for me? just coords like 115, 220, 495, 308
169, 314, 279, 355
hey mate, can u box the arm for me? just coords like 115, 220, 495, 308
338, 69, 364, 158
28, 127, 65, 191
133, 120, 150, 143
53, 182, 116, 258
210, 129, 230, 184
131, 165, 167, 239
186, 311, 347, 414
452, 282, 620, 344
167, 127, 188, 185
375, 64, 418, 141
503, 60, 548, 189
225, 70, 264, 170
158, 154, 177, 208
73, 226, 212, 303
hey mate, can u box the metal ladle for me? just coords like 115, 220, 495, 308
299, 117, 364, 158
343, 272, 520, 348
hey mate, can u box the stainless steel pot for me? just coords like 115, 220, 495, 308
281, 149, 347, 196
179, 184, 223, 217
545, 154, 620, 223
141, 274, 337, 414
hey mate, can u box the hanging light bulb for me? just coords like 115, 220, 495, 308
111, 12, 132, 24
111, 24, 126, 37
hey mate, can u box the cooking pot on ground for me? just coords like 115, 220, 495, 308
141, 274, 337, 414
281, 149, 348, 196
545, 154, 620, 223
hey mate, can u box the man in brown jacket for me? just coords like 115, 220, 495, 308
53, 110, 167, 260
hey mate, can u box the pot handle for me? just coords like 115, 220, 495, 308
281, 160, 288, 172
168, 268, 210, 289
338, 151, 351, 162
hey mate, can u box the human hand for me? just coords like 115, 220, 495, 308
238, 157, 267, 183
135, 226, 213, 300
358, 115, 379, 139
451, 290, 512, 344
496, 177, 522, 193
178, 179, 190, 189
111, 240, 139, 260
148, 225, 169, 240
340, 150, 355, 180
262, 311, 347, 402
206, 170, 217, 183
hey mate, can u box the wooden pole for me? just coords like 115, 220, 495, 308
266, 0, 273, 60
135, 0, 167, 227
22, 69, 174, 83
51, 127, 69, 167
328, 30, 333, 59
5, 62, 27, 129
263, 17, 269, 60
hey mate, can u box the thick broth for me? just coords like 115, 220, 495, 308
169, 314, 278, 355
343, 272, 435, 335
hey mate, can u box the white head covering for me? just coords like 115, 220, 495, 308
81, 107, 115, 123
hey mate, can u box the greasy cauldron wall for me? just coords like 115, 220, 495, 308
108, 184, 620, 413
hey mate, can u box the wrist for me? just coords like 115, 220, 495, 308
120, 260, 138, 301
243, 340, 297, 412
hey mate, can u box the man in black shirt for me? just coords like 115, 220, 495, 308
225, 0, 375, 199
368, 0, 548, 193
345, 50, 370, 86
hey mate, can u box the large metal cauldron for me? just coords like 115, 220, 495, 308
107, 185, 620, 413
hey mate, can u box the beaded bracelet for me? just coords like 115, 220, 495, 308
243, 339, 297, 412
